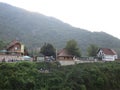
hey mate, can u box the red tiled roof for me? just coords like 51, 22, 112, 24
101, 48, 117, 55
58, 49, 73, 57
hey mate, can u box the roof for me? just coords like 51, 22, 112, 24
6, 40, 21, 49
100, 48, 117, 55
57, 49, 73, 57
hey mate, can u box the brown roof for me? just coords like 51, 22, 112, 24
6, 40, 21, 49
101, 48, 117, 55
58, 49, 73, 57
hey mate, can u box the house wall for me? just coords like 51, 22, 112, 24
97, 50, 104, 60
97, 50, 103, 57
103, 55, 115, 61
58, 56, 73, 60
114, 55, 118, 59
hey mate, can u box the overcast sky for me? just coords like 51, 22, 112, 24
0, 0, 120, 39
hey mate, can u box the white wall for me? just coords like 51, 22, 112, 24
102, 55, 116, 61
59, 60, 75, 66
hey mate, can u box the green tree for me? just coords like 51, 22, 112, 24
0, 40, 6, 50
87, 44, 98, 57
65, 40, 81, 57
40, 43, 56, 57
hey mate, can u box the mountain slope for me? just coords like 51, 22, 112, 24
0, 3, 120, 56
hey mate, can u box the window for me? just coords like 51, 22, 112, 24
15, 47, 18, 50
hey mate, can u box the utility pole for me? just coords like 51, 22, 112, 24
55, 48, 57, 60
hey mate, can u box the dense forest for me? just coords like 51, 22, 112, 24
0, 61, 120, 90
0, 3, 120, 56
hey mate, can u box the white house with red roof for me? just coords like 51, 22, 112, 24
97, 48, 118, 61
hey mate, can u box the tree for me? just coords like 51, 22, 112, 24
65, 40, 81, 57
87, 44, 98, 57
40, 43, 56, 57
0, 40, 6, 50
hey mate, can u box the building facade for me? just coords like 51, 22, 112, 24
97, 48, 118, 61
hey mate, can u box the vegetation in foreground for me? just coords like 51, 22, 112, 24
0, 61, 120, 90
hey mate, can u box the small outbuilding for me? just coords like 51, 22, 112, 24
57, 49, 74, 60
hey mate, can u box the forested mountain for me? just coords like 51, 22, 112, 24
0, 3, 120, 56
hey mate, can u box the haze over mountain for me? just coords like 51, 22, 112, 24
0, 3, 120, 56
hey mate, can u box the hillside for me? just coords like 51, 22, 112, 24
0, 3, 120, 56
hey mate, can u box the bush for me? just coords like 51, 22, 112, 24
0, 62, 120, 90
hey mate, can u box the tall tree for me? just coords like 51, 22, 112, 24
87, 44, 98, 57
65, 40, 81, 57
40, 43, 56, 57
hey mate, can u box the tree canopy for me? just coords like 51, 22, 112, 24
0, 61, 120, 90
87, 44, 99, 57
40, 43, 56, 57
65, 40, 81, 57
0, 40, 6, 50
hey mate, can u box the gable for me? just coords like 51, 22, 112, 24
6, 40, 21, 50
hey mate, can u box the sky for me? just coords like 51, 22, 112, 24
0, 0, 120, 39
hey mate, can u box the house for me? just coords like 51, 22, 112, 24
6, 40, 26, 55
0, 40, 28, 62
97, 48, 118, 61
57, 49, 74, 60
